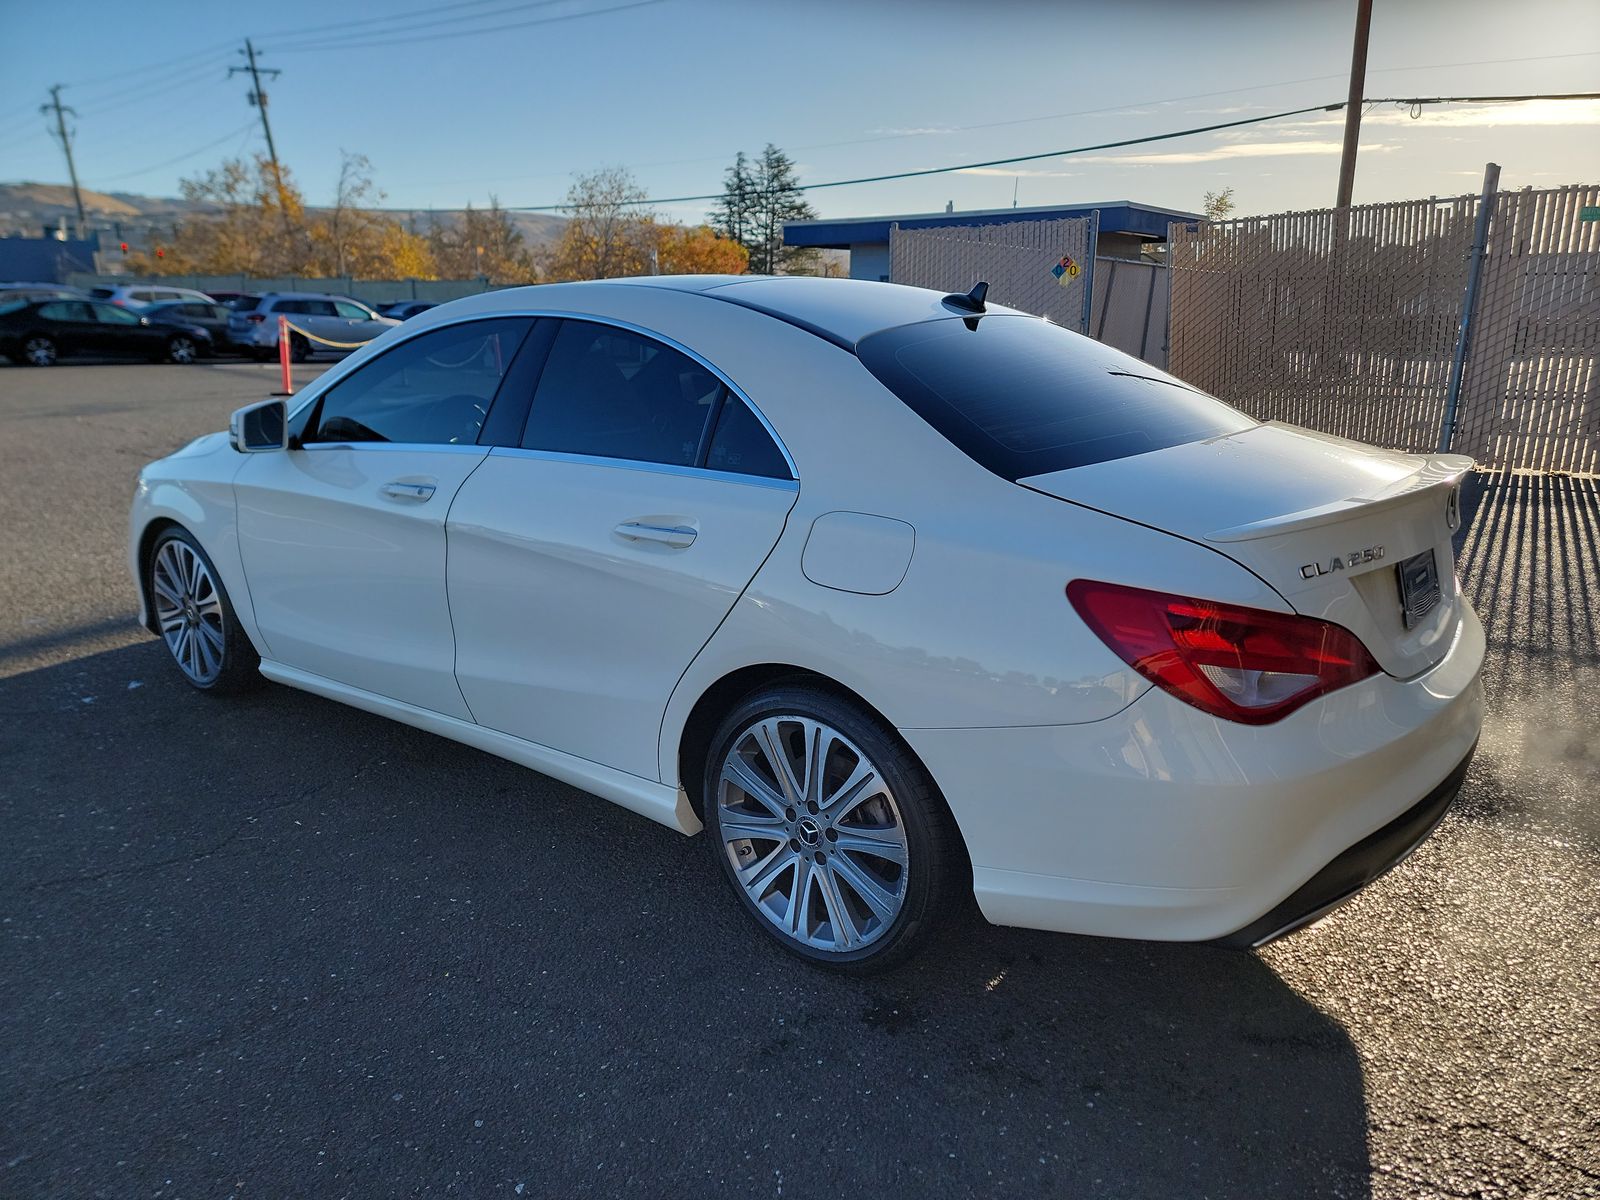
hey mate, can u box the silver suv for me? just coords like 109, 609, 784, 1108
89, 284, 216, 309
228, 292, 399, 361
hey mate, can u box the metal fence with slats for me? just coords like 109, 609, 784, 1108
1168, 183, 1600, 474
1449, 185, 1600, 473
890, 217, 1095, 332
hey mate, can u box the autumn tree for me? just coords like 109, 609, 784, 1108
428, 198, 534, 283
709, 144, 817, 274
653, 223, 748, 275
125, 154, 307, 276
547, 166, 655, 280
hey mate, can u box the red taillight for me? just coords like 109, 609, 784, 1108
246, 313, 266, 323
1066, 579, 1381, 725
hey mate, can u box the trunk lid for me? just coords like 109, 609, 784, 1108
1023, 422, 1471, 678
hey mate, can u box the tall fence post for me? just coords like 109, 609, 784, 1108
1081, 210, 1100, 334
1438, 162, 1500, 452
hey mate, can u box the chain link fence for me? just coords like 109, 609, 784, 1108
890, 218, 1095, 332
1168, 182, 1600, 474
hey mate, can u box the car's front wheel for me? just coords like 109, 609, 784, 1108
148, 527, 259, 692
166, 334, 199, 364
23, 335, 57, 366
703, 684, 964, 972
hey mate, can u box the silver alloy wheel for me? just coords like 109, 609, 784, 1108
24, 337, 56, 366
718, 715, 910, 953
168, 336, 197, 364
151, 540, 226, 685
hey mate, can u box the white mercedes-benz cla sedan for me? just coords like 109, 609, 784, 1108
129, 276, 1484, 970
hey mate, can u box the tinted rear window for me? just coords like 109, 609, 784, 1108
856, 314, 1254, 479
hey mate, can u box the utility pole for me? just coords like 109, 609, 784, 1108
1335, 0, 1374, 209
229, 39, 295, 242
42, 86, 86, 235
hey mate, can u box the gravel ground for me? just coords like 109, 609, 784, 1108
1, 360, 1596, 1199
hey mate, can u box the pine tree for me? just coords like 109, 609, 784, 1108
710, 144, 817, 275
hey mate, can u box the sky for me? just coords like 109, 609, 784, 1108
0, 0, 1596, 225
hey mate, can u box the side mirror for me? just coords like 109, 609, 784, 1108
229, 398, 288, 453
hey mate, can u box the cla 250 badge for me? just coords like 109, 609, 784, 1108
1300, 546, 1385, 579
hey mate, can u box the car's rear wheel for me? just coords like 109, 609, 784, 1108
289, 333, 311, 363
703, 684, 963, 972
148, 528, 259, 693
167, 334, 198, 364
23, 335, 56, 366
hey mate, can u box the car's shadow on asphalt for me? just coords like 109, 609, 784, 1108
2, 635, 1373, 1198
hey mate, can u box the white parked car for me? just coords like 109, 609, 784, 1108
89, 284, 217, 309
227, 292, 399, 361
129, 277, 1484, 970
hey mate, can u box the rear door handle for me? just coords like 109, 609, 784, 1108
614, 520, 696, 548
381, 481, 436, 502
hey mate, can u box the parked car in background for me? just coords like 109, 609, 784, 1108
228, 293, 399, 361
379, 300, 439, 321
89, 284, 217, 309
0, 283, 90, 304
0, 296, 212, 364
142, 300, 240, 351
206, 291, 257, 308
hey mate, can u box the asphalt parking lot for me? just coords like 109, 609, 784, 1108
2, 360, 1597, 1199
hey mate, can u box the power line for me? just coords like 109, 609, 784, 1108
264, 0, 577, 53
91, 120, 260, 185
466, 91, 1600, 213
250, 0, 545, 46
266, 0, 667, 55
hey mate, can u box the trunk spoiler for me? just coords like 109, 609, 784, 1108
1204, 454, 1473, 543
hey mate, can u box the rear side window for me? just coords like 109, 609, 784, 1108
856, 314, 1254, 479
90, 288, 113, 299
522, 321, 722, 468
705, 398, 790, 479
303, 318, 532, 446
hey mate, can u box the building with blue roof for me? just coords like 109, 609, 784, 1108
783, 200, 1199, 281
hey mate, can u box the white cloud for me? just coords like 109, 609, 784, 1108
956, 167, 1079, 178
1360, 99, 1600, 128
1069, 139, 1398, 166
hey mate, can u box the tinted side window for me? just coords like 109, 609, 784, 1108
94, 303, 142, 325
306, 318, 531, 446
522, 322, 721, 468
856, 314, 1256, 480
304, 300, 338, 317
706, 399, 790, 479
271, 299, 301, 314
333, 300, 369, 319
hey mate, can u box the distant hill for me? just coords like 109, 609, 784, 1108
0, 181, 569, 248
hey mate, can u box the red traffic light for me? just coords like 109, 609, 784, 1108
155, 248, 165, 258
119, 242, 128, 253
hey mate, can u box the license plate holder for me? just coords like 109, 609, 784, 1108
1396, 548, 1442, 629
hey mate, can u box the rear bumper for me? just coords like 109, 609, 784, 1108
1209, 742, 1474, 947
902, 604, 1485, 943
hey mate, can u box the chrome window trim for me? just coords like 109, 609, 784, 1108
294, 441, 489, 456
285, 308, 799, 480
488, 445, 799, 492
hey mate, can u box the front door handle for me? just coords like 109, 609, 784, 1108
381, 481, 436, 502
614, 520, 696, 548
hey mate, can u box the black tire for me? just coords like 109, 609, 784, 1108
147, 526, 261, 694
702, 682, 965, 973
289, 333, 311, 363
22, 334, 57, 366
